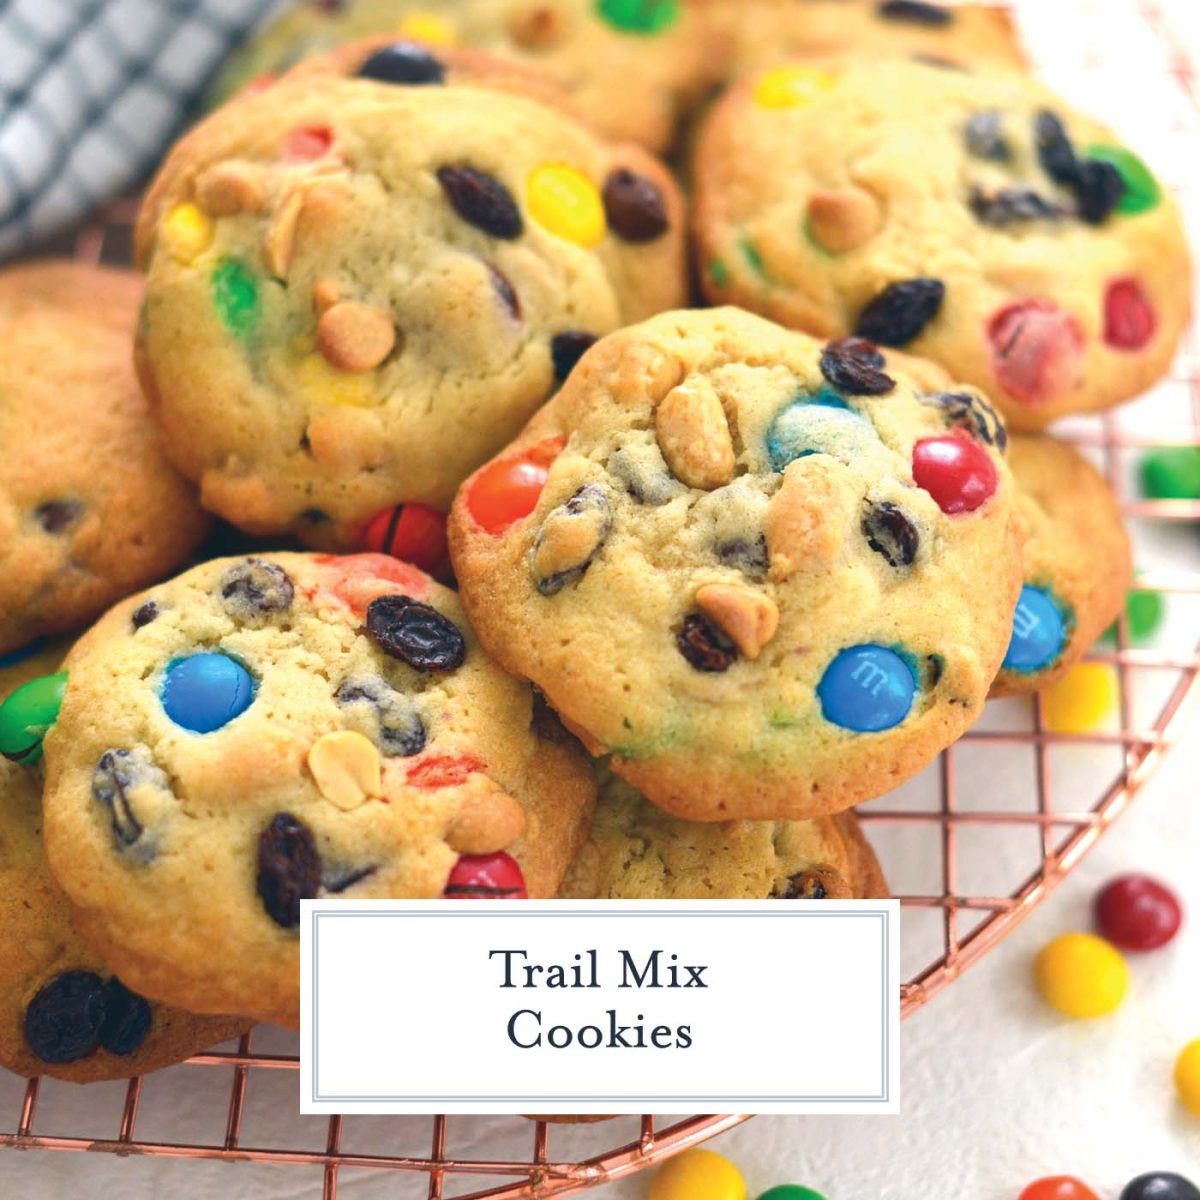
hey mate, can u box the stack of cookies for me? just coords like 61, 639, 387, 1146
0, 0, 1185, 1081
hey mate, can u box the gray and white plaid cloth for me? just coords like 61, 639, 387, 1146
0, 0, 282, 258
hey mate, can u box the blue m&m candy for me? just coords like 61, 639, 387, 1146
1003, 585, 1067, 673
161, 653, 255, 734
818, 645, 916, 732
766, 393, 875, 471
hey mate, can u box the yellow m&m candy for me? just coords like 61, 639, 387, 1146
1174, 1038, 1200, 1118
754, 67, 836, 110
397, 12, 456, 46
648, 1149, 747, 1200
1034, 932, 1129, 1018
163, 202, 214, 263
1043, 662, 1119, 735
527, 165, 606, 248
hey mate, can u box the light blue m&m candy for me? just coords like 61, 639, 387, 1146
1003, 585, 1066, 673
766, 393, 875, 471
161, 653, 255, 733
818, 645, 916, 732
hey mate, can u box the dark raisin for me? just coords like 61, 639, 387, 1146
607, 445, 683, 507
910, 52, 965, 72
530, 484, 611, 596
854, 279, 945, 346
486, 263, 521, 319
1075, 158, 1125, 224
436, 165, 523, 239
257, 813, 322, 930
219, 558, 294, 622
921, 390, 1007, 450
530, 690, 572, 743
964, 110, 1010, 161
366, 595, 466, 672
551, 331, 597, 382
862, 502, 920, 568
131, 601, 159, 630
601, 168, 669, 243
24, 971, 106, 1064
335, 676, 426, 757
91, 748, 170, 857
876, 0, 953, 25
776, 867, 851, 899
819, 336, 895, 396
1035, 109, 1079, 186
98, 979, 152, 1056
925, 654, 945, 687
969, 186, 1064, 227
35, 500, 83, 534
356, 41, 445, 85
716, 535, 769, 578
676, 613, 738, 672
300, 508, 330, 524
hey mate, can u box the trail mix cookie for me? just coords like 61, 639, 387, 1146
0, 646, 248, 1081
992, 435, 1131, 698
38, 553, 595, 1027
135, 69, 686, 550
693, 60, 1191, 430
449, 308, 1022, 822
559, 767, 888, 899
713, 0, 1024, 78
210, 0, 721, 154
0, 262, 210, 656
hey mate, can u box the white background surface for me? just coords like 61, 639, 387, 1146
1, 1, 1199, 1197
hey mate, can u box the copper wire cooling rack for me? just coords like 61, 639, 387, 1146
3, 1, 1200, 1195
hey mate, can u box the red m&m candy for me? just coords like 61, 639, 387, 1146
912, 433, 997, 514
361, 503, 449, 577
283, 125, 334, 162
1020, 1178, 1101, 1200
1104, 277, 1157, 351
444, 852, 528, 899
465, 440, 569, 535
1095, 874, 1183, 951
987, 299, 1085, 405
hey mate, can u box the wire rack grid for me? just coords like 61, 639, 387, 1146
2, 1, 1199, 1196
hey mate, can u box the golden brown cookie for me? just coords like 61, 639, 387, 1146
136, 68, 687, 549
693, 60, 1191, 430
559, 767, 888, 899
449, 308, 1022, 822
0, 262, 210, 656
991, 435, 1131, 697
40, 553, 595, 1027
0, 645, 248, 1081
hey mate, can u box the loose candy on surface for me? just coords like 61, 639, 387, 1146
757, 1188, 829, 1200
0, 671, 68, 764
443, 852, 528, 899
1120, 1175, 1200, 1200
362, 504, 449, 576
1175, 1039, 1200, 1119
1095, 874, 1183, 951
1043, 662, 1119, 735
1019, 1179, 1101, 1200
1139, 446, 1200, 500
912, 433, 998, 514
160, 653, 256, 734
647, 1148, 747, 1200
466, 457, 551, 534
818, 645, 916, 733
527, 164, 607, 248
1034, 932, 1128, 1018
1003, 585, 1067, 674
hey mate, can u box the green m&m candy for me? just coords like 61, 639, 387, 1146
757, 1188, 829, 1200
596, 0, 681, 35
1126, 586, 1166, 641
211, 258, 261, 342
0, 671, 68, 765
1140, 446, 1200, 500
1085, 144, 1162, 215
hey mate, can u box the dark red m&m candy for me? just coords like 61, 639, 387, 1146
1104, 277, 1157, 351
361, 503, 449, 577
444, 852, 528, 899
912, 433, 997, 514
1095, 874, 1182, 951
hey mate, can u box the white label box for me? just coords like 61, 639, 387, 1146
300, 900, 900, 1116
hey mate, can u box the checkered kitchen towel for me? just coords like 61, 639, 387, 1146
0, 0, 282, 257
